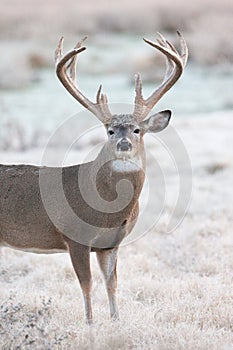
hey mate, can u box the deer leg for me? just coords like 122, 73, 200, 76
66, 239, 93, 324
96, 248, 119, 320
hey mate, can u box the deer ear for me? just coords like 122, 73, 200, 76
140, 110, 171, 133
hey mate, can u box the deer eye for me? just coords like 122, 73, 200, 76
134, 128, 140, 134
108, 129, 115, 135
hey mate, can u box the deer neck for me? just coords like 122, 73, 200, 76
91, 144, 146, 202
62, 144, 146, 228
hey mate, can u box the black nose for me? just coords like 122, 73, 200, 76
117, 138, 132, 152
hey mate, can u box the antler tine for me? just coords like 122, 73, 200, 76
133, 32, 188, 121
55, 36, 64, 64
156, 32, 167, 46
75, 36, 88, 49
156, 33, 176, 84
66, 37, 88, 82
177, 31, 188, 66
96, 84, 113, 124
134, 73, 149, 119
55, 37, 112, 124
134, 73, 143, 107
96, 84, 102, 104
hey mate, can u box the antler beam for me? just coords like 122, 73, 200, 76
133, 31, 188, 121
55, 37, 112, 124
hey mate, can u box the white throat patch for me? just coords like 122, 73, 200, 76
111, 158, 143, 173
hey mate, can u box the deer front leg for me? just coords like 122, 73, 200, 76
96, 247, 119, 320
66, 239, 93, 324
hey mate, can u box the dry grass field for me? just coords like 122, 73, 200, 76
0, 112, 232, 350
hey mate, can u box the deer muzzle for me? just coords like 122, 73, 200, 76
116, 138, 132, 152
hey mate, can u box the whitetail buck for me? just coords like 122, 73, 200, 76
0, 32, 188, 324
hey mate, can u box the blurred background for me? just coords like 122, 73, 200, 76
1, 3, 233, 347
0, 0, 232, 153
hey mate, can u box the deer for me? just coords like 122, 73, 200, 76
0, 32, 188, 324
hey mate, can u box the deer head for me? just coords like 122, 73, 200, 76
55, 32, 188, 163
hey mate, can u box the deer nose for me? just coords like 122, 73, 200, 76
117, 138, 132, 152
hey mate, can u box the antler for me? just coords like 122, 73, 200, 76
133, 31, 188, 121
55, 37, 112, 124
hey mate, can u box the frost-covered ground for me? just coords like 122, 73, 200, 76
0, 112, 232, 350
0, 1, 233, 346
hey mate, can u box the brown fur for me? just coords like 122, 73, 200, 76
1, 33, 187, 323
